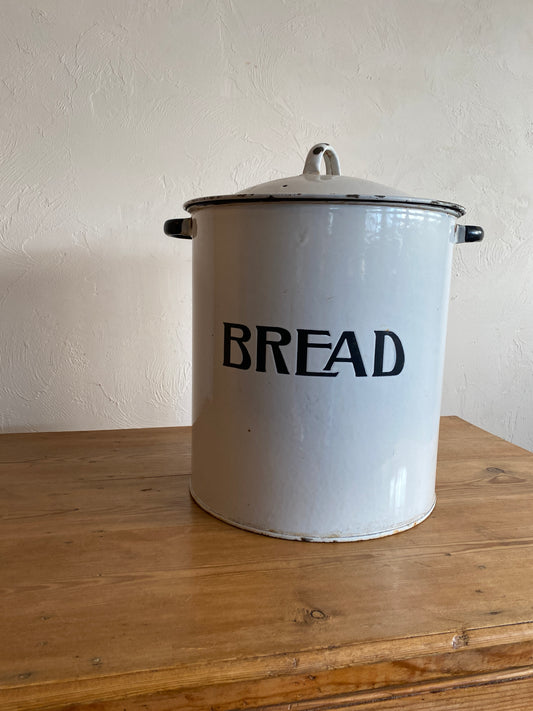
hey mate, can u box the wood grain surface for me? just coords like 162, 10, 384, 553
1, 417, 532, 710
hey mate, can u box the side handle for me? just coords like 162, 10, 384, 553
455, 225, 484, 244
164, 218, 193, 239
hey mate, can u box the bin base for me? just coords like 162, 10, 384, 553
189, 483, 436, 542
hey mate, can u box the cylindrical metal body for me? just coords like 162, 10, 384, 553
189, 201, 456, 541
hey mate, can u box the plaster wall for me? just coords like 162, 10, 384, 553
1, 0, 532, 449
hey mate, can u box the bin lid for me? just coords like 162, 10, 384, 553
184, 142, 465, 217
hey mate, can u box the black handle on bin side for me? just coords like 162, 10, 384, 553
464, 225, 484, 243
164, 219, 192, 239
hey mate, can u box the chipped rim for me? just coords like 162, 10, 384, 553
184, 193, 466, 218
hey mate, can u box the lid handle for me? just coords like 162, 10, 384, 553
303, 143, 341, 176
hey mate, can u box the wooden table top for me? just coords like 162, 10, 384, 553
1, 417, 533, 710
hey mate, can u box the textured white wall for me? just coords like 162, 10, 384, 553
1, 0, 532, 448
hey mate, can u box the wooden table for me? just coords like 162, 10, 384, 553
1, 417, 533, 710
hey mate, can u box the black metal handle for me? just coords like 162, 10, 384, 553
164, 218, 192, 239
464, 225, 484, 243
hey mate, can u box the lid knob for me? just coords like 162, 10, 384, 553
303, 143, 341, 176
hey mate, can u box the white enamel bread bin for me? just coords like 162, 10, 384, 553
165, 143, 483, 541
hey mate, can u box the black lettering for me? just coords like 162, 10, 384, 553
256, 326, 291, 374
296, 329, 337, 377
324, 331, 367, 376
223, 322, 252, 370
373, 331, 405, 376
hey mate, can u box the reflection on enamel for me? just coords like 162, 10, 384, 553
390, 466, 408, 512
